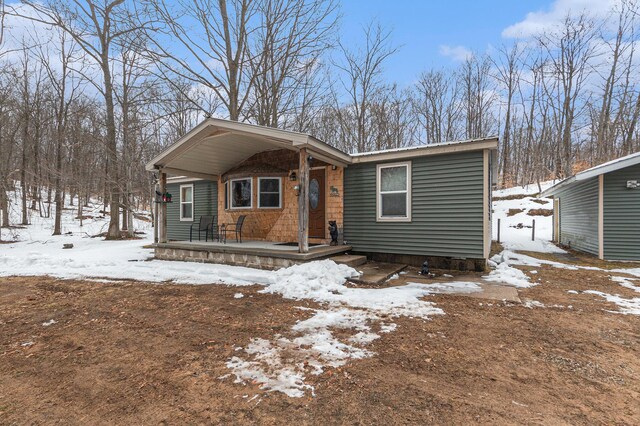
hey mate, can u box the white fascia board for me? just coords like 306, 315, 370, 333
575, 152, 640, 181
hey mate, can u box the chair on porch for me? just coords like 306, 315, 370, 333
221, 215, 246, 243
190, 215, 215, 242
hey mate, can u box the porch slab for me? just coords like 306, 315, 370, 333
154, 240, 352, 270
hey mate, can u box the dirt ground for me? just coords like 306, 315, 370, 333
1, 253, 639, 425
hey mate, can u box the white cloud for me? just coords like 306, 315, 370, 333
502, 0, 616, 38
438, 44, 473, 62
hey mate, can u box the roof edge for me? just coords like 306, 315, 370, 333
351, 137, 498, 163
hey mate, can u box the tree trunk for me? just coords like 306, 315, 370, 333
103, 59, 120, 239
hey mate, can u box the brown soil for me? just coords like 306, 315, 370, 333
531, 198, 550, 205
1, 260, 639, 425
507, 208, 525, 216
527, 208, 553, 217
493, 194, 532, 201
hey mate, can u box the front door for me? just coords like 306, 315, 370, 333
309, 168, 326, 238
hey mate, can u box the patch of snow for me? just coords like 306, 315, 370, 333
610, 276, 640, 293
584, 291, 640, 315
227, 307, 382, 397
349, 331, 381, 345
234, 293, 245, 299
227, 338, 314, 398
405, 281, 482, 294
442, 273, 454, 278
21, 341, 34, 347
379, 323, 397, 333
523, 300, 545, 308
42, 319, 56, 326
567, 290, 579, 294
483, 254, 534, 288
493, 181, 565, 254
386, 273, 399, 281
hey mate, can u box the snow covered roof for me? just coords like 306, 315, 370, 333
542, 151, 640, 196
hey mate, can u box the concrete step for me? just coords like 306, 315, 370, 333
330, 254, 368, 267
350, 262, 407, 285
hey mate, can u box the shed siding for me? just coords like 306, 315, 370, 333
555, 178, 599, 255
603, 163, 640, 260
344, 151, 485, 259
166, 180, 217, 241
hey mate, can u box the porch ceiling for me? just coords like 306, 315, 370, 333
167, 132, 288, 177
146, 118, 351, 179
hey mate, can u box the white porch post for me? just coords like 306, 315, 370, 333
159, 170, 168, 244
153, 182, 159, 244
298, 148, 309, 253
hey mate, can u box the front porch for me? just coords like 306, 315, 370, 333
155, 240, 352, 270
147, 119, 350, 262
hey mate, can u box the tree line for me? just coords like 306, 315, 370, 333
0, 0, 639, 238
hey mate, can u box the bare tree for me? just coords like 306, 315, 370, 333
14, 0, 148, 238
247, 0, 337, 128
146, 0, 258, 120
458, 53, 498, 140
37, 31, 83, 235
538, 13, 598, 178
492, 44, 525, 186
334, 21, 399, 153
413, 69, 463, 143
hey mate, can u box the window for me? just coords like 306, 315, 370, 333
180, 184, 194, 221
258, 177, 282, 208
377, 162, 411, 221
230, 178, 252, 209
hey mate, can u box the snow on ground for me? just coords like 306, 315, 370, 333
0, 187, 449, 397
583, 291, 640, 315
487, 249, 640, 315
582, 276, 640, 315
3, 184, 639, 397
492, 181, 565, 253
610, 276, 640, 293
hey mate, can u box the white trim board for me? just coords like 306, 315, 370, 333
376, 161, 412, 222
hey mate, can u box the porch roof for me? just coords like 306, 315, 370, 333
145, 118, 351, 179
146, 118, 499, 180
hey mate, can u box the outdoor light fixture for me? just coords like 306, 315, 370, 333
294, 184, 300, 196
289, 171, 297, 181
331, 165, 338, 170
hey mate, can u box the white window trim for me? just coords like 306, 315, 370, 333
376, 161, 412, 222
179, 184, 194, 222
224, 180, 229, 210
258, 177, 282, 209
230, 177, 253, 210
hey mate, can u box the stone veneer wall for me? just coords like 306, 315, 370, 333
155, 246, 299, 269
216, 149, 344, 244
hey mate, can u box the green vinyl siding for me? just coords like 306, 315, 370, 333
555, 178, 599, 255
344, 151, 485, 259
603, 163, 640, 260
166, 180, 217, 241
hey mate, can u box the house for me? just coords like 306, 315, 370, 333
541, 151, 640, 260
146, 118, 498, 270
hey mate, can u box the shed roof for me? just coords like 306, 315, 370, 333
542, 151, 640, 196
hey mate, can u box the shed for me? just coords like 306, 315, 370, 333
542, 152, 640, 260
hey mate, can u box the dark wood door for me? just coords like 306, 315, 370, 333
309, 168, 326, 238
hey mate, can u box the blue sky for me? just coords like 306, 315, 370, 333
338, 0, 552, 84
